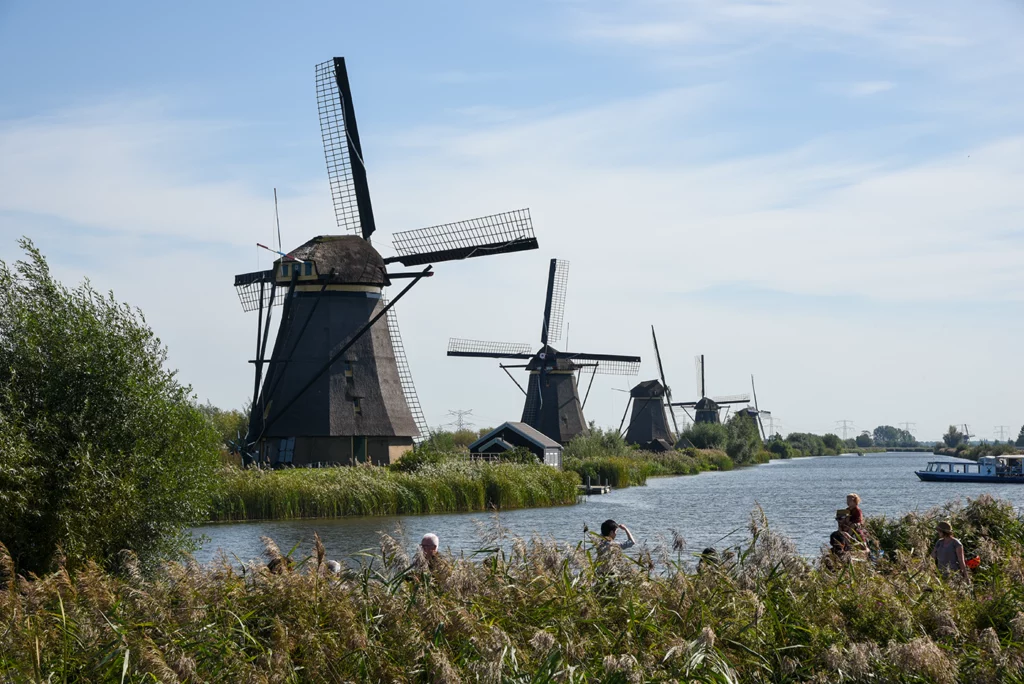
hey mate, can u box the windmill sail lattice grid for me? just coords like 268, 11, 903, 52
546, 259, 569, 343
315, 60, 363, 237
384, 299, 429, 443
389, 210, 536, 265
234, 270, 286, 312
448, 338, 533, 357
568, 358, 641, 376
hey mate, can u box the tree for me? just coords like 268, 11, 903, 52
725, 413, 762, 465
679, 422, 729, 451
855, 431, 873, 448
943, 425, 965, 448
1016, 425, 1024, 448
0, 239, 221, 574
822, 433, 842, 452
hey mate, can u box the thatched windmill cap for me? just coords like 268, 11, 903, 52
287, 235, 388, 286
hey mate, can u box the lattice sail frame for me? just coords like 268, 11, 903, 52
234, 270, 286, 312
383, 297, 429, 443
711, 394, 752, 404
316, 59, 364, 238
448, 338, 533, 357
546, 259, 569, 344
388, 209, 536, 265
567, 358, 641, 376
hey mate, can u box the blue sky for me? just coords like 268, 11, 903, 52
2, 0, 1023, 440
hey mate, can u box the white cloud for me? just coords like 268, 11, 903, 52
832, 80, 896, 97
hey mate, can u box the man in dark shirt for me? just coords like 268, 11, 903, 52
830, 512, 853, 558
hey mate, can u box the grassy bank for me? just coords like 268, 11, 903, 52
4, 495, 1024, 682
209, 461, 579, 522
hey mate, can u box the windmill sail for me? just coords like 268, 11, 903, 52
316, 58, 375, 240
384, 299, 429, 443
540, 259, 569, 344
386, 209, 537, 266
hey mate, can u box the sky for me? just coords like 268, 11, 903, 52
1, 0, 1023, 442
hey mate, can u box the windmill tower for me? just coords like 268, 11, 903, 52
233, 58, 539, 467
670, 355, 749, 425
621, 327, 679, 451
447, 259, 641, 444
735, 375, 771, 440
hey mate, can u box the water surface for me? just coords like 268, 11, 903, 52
192, 452, 1024, 565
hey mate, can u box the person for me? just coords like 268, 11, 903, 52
420, 533, 439, 561
599, 519, 636, 552
931, 521, 969, 581
697, 547, 720, 573
845, 494, 863, 526
829, 511, 853, 558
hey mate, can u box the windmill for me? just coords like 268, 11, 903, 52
620, 326, 678, 451
233, 57, 538, 468
670, 355, 750, 425
447, 258, 641, 444
735, 375, 771, 440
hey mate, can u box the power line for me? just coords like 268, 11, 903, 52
899, 422, 916, 434
836, 420, 855, 440
995, 425, 1010, 441
446, 409, 475, 431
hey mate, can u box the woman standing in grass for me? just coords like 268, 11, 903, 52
932, 521, 970, 581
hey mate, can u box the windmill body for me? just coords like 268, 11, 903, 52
671, 355, 749, 428
521, 347, 588, 443
623, 380, 674, 451
448, 259, 641, 446
235, 58, 538, 467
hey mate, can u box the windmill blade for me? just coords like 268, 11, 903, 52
234, 270, 286, 312
671, 401, 699, 408
711, 394, 751, 404
563, 352, 641, 376
540, 259, 569, 345
316, 58, 376, 240
694, 354, 704, 397
385, 209, 538, 266
751, 374, 766, 441
447, 338, 534, 359
651, 325, 679, 436
384, 299, 429, 443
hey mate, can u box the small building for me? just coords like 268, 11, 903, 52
469, 422, 563, 468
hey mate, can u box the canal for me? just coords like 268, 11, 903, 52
192, 451, 1024, 565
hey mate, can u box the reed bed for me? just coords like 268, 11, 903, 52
566, 448, 733, 488
3, 495, 1023, 682
208, 461, 580, 522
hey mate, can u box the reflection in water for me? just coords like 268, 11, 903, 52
192, 452, 1024, 566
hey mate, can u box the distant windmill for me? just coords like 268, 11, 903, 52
735, 375, 771, 440
620, 326, 678, 451
670, 355, 750, 425
233, 57, 539, 468
447, 259, 641, 444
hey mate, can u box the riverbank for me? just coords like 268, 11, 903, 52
6, 495, 1023, 681
209, 462, 579, 522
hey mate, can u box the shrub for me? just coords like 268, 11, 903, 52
0, 239, 222, 574
680, 422, 729, 450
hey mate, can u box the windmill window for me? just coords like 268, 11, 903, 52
278, 437, 295, 464
344, 361, 353, 378
353, 397, 362, 415
304, 262, 313, 276
280, 263, 289, 277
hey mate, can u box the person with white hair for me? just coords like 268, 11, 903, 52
420, 533, 439, 560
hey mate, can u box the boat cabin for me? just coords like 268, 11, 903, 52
923, 461, 995, 476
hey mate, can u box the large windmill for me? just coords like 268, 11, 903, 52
670, 355, 750, 425
233, 58, 538, 467
447, 259, 641, 444
621, 326, 679, 451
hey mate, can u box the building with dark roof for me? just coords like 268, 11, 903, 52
469, 422, 563, 468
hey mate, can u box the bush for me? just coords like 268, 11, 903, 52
680, 422, 729, 450
725, 413, 762, 465
0, 239, 221, 574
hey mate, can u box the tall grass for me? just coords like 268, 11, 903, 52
4, 495, 1023, 682
209, 461, 580, 522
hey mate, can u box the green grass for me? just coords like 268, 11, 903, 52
4, 494, 1023, 682
208, 461, 580, 521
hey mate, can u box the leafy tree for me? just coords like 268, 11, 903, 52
199, 402, 249, 451
872, 425, 916, 448
1016, 425, 1024, 448
725, 413, 762, 465
855, 431, 873, 448
943, 425, 966, 448
765, 434, 795, 459
679, 422, 729, 451
822, 433, 842, 452
0, 239, 221, 574
787, 432, 828, 456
